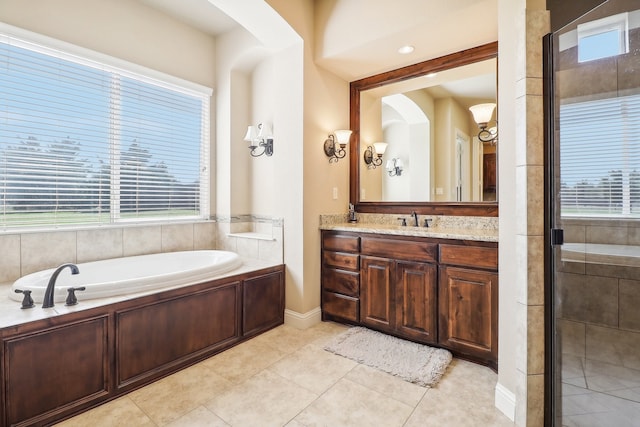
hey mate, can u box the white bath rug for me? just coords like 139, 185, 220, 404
324, 326, 452, 387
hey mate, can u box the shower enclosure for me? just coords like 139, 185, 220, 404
546, 1, 640, 425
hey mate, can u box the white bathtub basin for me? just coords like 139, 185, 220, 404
9, 250, 242, 304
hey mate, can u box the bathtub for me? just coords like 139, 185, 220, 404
9, 250, 243, 304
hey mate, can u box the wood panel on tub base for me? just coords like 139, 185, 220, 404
0, 265, 285, 427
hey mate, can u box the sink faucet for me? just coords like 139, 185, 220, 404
42, 263, 79, 308
411, 211, 419, 227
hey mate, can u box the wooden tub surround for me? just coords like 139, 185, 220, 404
321, 228, 498, 370
0, 264, 285, 427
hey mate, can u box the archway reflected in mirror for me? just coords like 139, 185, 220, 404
350, 42, 499, 216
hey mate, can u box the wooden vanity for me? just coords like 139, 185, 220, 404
321, 229, 498, 370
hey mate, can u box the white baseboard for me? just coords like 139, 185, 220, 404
495, 382, 516, 421
284, 307, 322, 329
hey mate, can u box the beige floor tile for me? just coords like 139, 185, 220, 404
405, 359, 511, 427
252, 322, 350, 354
165, 406, 229, 427
344, 364, 427, 407
200, 337, 289, 384
204, 369, 318, 427
57, 323, 515, 427
292, 377, 414, 427
268, 343, 357, 394
53, 397, 155, 427
128, 363, 232, 425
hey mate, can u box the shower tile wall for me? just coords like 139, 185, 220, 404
559, 218, 640, 368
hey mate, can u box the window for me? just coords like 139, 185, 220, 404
577, 12, 629, 62
0, 28, 211, 230
560, 94, 640, 217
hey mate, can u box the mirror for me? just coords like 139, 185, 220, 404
350, 42, 499, 216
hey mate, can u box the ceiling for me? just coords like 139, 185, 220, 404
137, 0, 498, 85
137, 0, 238, 36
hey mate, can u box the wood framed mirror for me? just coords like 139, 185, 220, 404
349, 42, 499, 216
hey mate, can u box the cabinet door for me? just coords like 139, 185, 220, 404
395, 261, 437, 343
360, 256, 394, 332
116, 282, 241, 388
3, 316, 109, 426
439, 266, 498, 367
243, 270, 285, 337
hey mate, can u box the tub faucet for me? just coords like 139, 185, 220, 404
42, 263, 79, 308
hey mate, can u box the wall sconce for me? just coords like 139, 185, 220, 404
324, 129, 352, 163
363, 142, 388, 169
469, 103, 498, 143
244, 123, 273, 157
385, 158, 404, 176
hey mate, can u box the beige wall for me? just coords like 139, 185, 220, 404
266, 0, 350, 316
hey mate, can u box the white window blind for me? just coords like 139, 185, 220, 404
560, 94, 640, 217
0, 30, 211, 230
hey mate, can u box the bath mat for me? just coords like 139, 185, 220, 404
324, 326, 452, 387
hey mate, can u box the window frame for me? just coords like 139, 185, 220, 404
0, 23, 212, 231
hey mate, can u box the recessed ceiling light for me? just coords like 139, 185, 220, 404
426, 72, 438, 78
398, 45, 414, 55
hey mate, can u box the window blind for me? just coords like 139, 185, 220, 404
0, 31, 211, 230
559, 94, 640, 217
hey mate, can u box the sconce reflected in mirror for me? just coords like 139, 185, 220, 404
244, 122, 274, 157
469, 103, 498, 144
324, 129, 352, 163
385, 158, 404, 176
363, 142, 388, 169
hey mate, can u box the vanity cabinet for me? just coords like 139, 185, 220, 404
360, 237, 438, 343
321, 233, 361, 323
438, 244, 498, 369
321, 230, 498, 368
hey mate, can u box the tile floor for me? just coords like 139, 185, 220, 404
55, 321, 513, 427
561, 354, 640, 426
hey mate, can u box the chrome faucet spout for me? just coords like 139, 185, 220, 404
42, 263, 79, 308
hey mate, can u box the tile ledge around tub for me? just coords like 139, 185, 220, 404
320, 223, 498, 242
227, 232, 275, 241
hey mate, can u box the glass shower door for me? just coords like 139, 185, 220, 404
549, 1, 640, 425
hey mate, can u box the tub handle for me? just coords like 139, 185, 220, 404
65, 287, 86, 306
14, 289, 34, 309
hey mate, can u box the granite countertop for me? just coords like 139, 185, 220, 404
320, 222, 498, 242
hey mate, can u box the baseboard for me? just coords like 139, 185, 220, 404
284, 307, 322, 329
495, 382, 516, 421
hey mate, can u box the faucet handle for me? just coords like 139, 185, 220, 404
65, 287, 86, 306
423, 218, 433, 228
14, 289, 34, 309
397, 217, 407, 226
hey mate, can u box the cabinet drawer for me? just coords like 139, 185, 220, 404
323, 267, 359, 297
439, 244, 498, 270
323, 251, 360, 271
322, 291, 359, 322
323, 233, 360, 253
361, 237, 437, 263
